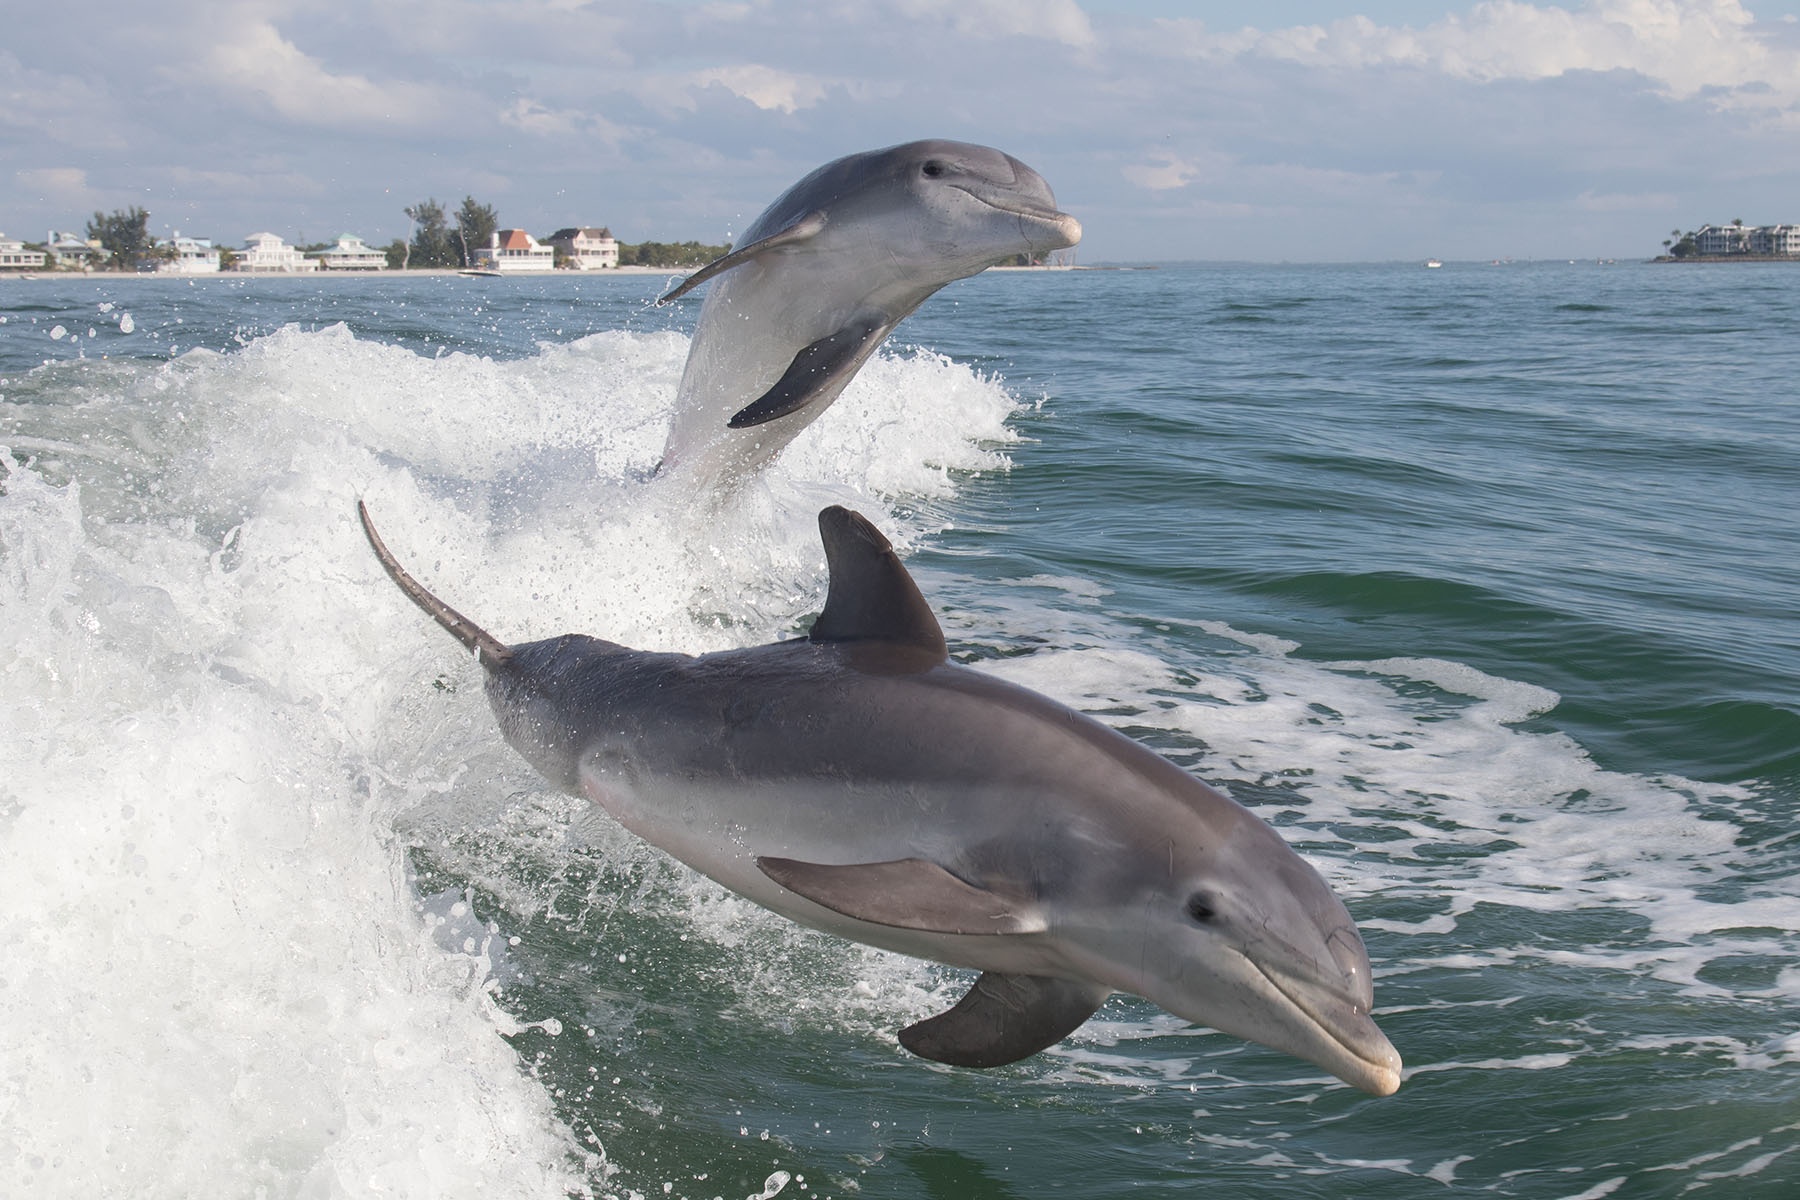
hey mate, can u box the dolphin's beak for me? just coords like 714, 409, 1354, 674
972, 188, 1080, 250
955, 155, 1083, 252
1251, 957, 1404, 1096
1033, 210, 1083, 252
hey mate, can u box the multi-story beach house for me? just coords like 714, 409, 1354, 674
1691, 223, 1800, 257
235, 232, 318, 272
0, 234, 48, 270
472, 229, 555, 272
1695, 225, 1752, 256
149, 235, 221, 274
317, 234, 387, 270
1753, 224, 1800, 256
547, 227, 620, 269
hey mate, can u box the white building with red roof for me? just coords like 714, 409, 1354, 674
473, 229, 554, 272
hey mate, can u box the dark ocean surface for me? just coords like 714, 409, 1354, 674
3, 261, 1795, 1198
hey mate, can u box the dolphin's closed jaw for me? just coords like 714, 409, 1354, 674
954, 154, 1082, 250
959, 192, 1080, 249
1250, 958, 1403, 1095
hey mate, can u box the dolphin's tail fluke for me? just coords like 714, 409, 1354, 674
356, 500, 514, 670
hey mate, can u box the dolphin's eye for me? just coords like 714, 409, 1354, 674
921, 160, 948, 178
1185, 893, 1218, 925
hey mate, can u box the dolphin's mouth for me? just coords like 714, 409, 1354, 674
1250, 958, 1403, 1096
952, 184, 1082, 246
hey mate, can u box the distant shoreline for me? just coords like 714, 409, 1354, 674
6, 263, 1134, 282
1651, 255, 1800, 264
0, 264, 685, 281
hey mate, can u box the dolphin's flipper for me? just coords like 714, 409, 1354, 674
656, 211, 828, 304
899, 973, 1111, 1068
756, 856, 1044, 935
808, 506, 947, 657
726, 313, 894, 429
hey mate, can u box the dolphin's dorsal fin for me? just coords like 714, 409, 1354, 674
899, 973, 1111, 1068
809, 507, 947, 659
756, 856, 1042, 935
655, 211, 828, 305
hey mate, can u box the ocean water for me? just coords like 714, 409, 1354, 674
2, 262, 1796, 1199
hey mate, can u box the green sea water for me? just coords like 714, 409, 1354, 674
2, 262, 1795, 1197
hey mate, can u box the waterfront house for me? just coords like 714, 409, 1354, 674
473, 229, 554, 272
1695, 224, 1752, 256
46, 231, 103, 269
1753, 224, 1800, 256
1692, 222, 1800, 257
0, 234, 47, 270
149, 235, 221, 274
317, 234, 387, 270
547, 227, 619, 269
235, 232, 318, 273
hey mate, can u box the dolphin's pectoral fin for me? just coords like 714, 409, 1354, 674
655, 211, 827, 304
756, 856, 1044, 935
727, 314, 893, 429
899, 973, 1110, 1068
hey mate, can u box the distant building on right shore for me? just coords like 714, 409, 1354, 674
1671, 222, 1800, 259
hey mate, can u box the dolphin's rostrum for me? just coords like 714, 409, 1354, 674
358, 503, 1402, 1095
655, 140, 1082, 487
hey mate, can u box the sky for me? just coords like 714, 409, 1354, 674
5, 0, 1800, 262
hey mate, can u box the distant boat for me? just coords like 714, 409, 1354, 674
1425, 259, 1443, 269
458, 269, 502, 278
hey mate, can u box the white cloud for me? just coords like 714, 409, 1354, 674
1123, 154, 1202, 190
1575, 187, 1680, 210
1146, 1, 1800, 110
189, 19, 441, 127
499, 98, 629, 145
691, 64, 830, 113
894, 0, 1096, 48
14, 166, 95, 207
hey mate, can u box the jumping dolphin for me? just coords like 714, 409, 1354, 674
357, 503, 1402, 1095
655, 140, 1081, 487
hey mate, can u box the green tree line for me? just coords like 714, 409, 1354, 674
615, 240, 730, 267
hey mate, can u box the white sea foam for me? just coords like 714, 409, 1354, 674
0, 323, 1019, 1198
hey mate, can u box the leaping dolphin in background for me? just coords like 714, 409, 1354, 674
357, 502, 1402, 1095
655, 140, 1082, 487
